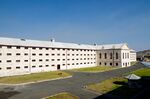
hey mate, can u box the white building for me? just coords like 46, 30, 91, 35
0, 37, 136, 77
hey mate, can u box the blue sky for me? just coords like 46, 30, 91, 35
0, 0, 150, 51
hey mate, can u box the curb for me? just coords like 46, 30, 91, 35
0, 76, 72, 86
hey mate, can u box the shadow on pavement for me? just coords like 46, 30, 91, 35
0, 91, 20, 99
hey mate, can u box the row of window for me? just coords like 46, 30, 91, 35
0, 62, 96, 70
0, 53, 96, 57
0, 58, 96, 63
99, 53, 119, 59
99, 62, 118, 66
0, 45, 95, 52
123, 53, 129, 59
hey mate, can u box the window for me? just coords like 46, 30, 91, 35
84, 58, 86, 60
32, 59, 36, 62
16, 46, 20, 49
7, 53, 12, 56
72, 63, 75, 65
39, 59, 42, 62
63, 49, 65, 51
110, 63, 112, 66
76, 54, 78, 56
76, 63, 79, 65
105, 62, 107, 65
7, 60, 11, 62
76, 58, 79, 60
46, 65, 49, 67
16, 53, 21, 56
24, 66, 28, 68
63, 59, 65, 61
24, 47, 28, 49
46, 48, 49, 50
32, 66, 36, 68
0, 68, 2, 70
72, 59, 74, 60
57, 48, 60, 50
7, 46, 12, 49
0, 53, 2, 56
0, 60, 2, 63
57, 54, 60, 56
39, 53, 42, 56
0, 46, 2, 48
110, 53, 112, 59
57, 59, 60, 61
62, 54, 65, 56
99, 53, 102, 59
7, 67, 11, 69
72, 54, 74, 56
116, 63, 118, 66
104, 53, 107, 59
123, 53, 124, 59
99, 62, 101, 65
52, 48, 55, 50
39, 48, 42, 50
51, 64, 55, 66
16, 67, 20, 69
67, 54, 70, 56
52, 54, 55, 56
67, 59, 70, 61
32, 47, 36, 50
52, 59, 55, 61
63, 64, 65, 66
39, 65, 42, 67
46, 54, 49, 56
24, 53, 28, 55
16, 60, 20, 62
46, 59, 49, 61
116, 53, 118, 59
32, 53, 36, 56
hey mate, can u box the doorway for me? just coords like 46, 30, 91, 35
57, 64, 60, 70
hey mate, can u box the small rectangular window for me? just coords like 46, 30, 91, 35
7, 53, 12, 56
16, 46, 20, 49
39, 59, 42, 62
16, 60, 20, 62
0, 53, 2, 56
39, 65, 42, 67
46, 65, 49, 67
24, 47, 28, 49
62, 54, 65, 56
57, 54, 60, 56
57, 59, 60, 61
16, 67, 20, 69
16, 53, 21, 56
46, 48, 49, 50
46, 54, 49, 56
39, 53, 42, 56
39, 48, 42, 50
52, 54, 55, 56
32, 53, 36, 56
52, 59, 55, 61
24, 66, 28, 68
32, 47, 36, 50
32, 59, 36, 62
7, 46, 12, 49
24, 60, 28, 62
24, 53, 28, 55
0, 60, 2, 63
7, 67, 11, 69
7, 60, 11, 62
46, 59, 49, 61
32, 66, 36, 68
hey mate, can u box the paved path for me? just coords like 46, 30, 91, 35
0, 63, 146, 99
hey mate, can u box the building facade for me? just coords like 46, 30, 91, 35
0, 37, 136, 77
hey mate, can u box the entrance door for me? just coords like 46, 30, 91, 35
57, 65, 60, 70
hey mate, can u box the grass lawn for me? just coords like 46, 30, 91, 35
0, 71, 71, 84
45, 92, 78, 99
86, 68, 150, 98
86, 77, 127, 94
130, 68, 150, 76
72, 66, 118, 72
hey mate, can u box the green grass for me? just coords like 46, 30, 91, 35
45, 92, 78, 99
72, 66, 117, 72
86, 68, 150, 98
0, 71, 71, 84
86, 77, 127, 93
130, 68, 150, 76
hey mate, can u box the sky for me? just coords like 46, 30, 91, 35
0, 0, 150, 51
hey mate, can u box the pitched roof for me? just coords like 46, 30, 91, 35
125, 74, 141, 80
0, 37, 128, 50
